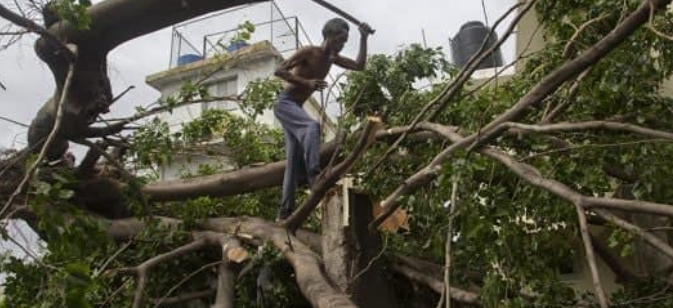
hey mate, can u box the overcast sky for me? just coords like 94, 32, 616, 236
0, 0, 517, 150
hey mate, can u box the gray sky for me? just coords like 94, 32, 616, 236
0, 0, 517, 150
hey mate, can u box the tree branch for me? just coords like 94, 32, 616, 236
0, 51, 77, 219
575, 205, 609, 308
203, 217, 357, 308
391, 258, 480, 305
594, 209, 673, 260
0, 115, 28, 128
366, 0, 533, 174
151, 289, 214, 306
369, 0, 673, 230
118, 238, 210, 308
503, 121, 673, 140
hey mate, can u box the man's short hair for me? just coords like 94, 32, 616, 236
322, 18, 349, 39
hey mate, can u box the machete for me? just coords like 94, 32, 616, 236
308, 0, 375, 34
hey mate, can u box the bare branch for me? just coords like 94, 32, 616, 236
152, 261, 225, 308
647, 0, 673, 42
575, 205, 609, 308
540, 68, 593, 124
391, 259, 480, 305
505, 121, 673, 140
563, 13, 611, 58
594, 209, 673, 260
0, 115, 28, 127
151, 289, 214, 306
117, 238, 209, 308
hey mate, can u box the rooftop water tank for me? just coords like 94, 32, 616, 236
226, 41, 250, 52
450, 21, 503, 69
177, 54, 203, 66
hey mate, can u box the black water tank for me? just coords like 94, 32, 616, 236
450, 21, 503, 69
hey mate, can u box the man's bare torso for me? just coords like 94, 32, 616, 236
283, 47, 334, 103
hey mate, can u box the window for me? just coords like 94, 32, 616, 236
203, 77, 238, 111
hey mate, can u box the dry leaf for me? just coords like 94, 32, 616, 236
372, 204, 410, 233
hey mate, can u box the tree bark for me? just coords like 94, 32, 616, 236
321, 186, 400, 308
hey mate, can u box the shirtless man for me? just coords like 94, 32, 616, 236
274, 18, 371, 221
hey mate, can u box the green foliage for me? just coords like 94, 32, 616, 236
130, 117, 174, 172
230, 21, 256, 45
339, 43, 456, 120
239, 78, 284, 120
49, 0, 92, 30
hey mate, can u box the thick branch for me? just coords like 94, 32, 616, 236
105, 216, 355, 308
391, 258, 480, 305
143, 123, 412, 202
48, 0, 265, 52
142, 141, 337, 201
504, 121, 673, 140
203, 217, 357, 308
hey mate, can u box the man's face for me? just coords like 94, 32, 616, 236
328, 31, 349, 53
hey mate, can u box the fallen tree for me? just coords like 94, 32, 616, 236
2, 0, 673, 307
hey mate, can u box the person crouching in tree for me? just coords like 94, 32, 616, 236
273, 18, 371, 221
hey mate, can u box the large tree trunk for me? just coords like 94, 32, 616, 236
321, 181, 400, 308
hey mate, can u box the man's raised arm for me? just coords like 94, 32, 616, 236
335, 23, 372, 71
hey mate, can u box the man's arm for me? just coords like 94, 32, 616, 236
274, 48, 316, 89
334, 23, 372, 71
